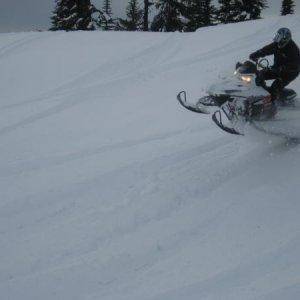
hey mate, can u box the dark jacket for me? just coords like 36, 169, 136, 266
251, 40, 300, 73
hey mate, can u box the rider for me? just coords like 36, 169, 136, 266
249, 28, 300, 103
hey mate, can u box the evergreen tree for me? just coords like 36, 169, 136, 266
118, 0, 143, 31
151, 0, 186, 32
51, 0, 73, 30
50, 0, 96, 31
143, 0, 154, 31
76, 0, 97, 30
281, 0, 295, 15
103, 0, 112, 16
97, 0, 116, 30
217, 0, 245, 24
241, 0, 268, 20
184, 0, 216, 31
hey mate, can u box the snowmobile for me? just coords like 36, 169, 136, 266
177, 59, 299, 138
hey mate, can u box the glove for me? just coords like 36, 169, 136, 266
249, 51, 260, 62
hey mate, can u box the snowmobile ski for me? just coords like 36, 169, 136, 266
212, 110, 243, 135
177, 91, 210, 114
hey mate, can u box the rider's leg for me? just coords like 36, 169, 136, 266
261, 69, 279, 80
257, 70, 279, 117
256, 69, 278, 94
270, 79, 282, 101
270, 71, 299, 101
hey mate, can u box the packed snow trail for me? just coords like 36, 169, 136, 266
1, 16, 300, 300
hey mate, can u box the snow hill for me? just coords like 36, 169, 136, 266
1, 16, 300, 300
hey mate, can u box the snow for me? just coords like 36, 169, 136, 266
1, 15, 300, 300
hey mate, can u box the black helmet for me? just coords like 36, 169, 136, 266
274, 28, 291, 48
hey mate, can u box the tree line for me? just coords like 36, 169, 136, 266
50, 0, 296, 32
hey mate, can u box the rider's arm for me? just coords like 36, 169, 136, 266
250, 42, 276, 61
259, 42, 277, 56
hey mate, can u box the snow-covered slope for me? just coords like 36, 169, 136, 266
1, 16, 300, 300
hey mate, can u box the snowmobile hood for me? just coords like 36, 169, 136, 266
207, 74, 268, 98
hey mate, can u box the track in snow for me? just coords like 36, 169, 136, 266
1, 16, 300, 300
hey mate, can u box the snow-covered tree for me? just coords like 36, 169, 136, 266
143, 0, 154, 31
102, 0, 112, 16
281, 0, 295, 15
217, 0, 245, 24
51, 0, 73, 30
184, 0, 216, 31
97, 0, 117, 30
76, 0, 97, 30
241, 0, 268, 20
151, 0, 186, 32
50, 0, 96, 31
118, 0, 143, 31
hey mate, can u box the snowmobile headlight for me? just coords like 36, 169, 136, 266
241, 75, 252, 83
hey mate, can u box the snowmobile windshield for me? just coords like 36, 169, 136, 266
236, 61, 256, 75
234, 61, 256, 84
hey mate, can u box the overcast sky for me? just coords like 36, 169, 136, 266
0, 0, 298, 33
0, 0, 126, 32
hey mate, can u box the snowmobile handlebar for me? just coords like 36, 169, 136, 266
256, 58, 270, 71
236, 58, 271, 75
